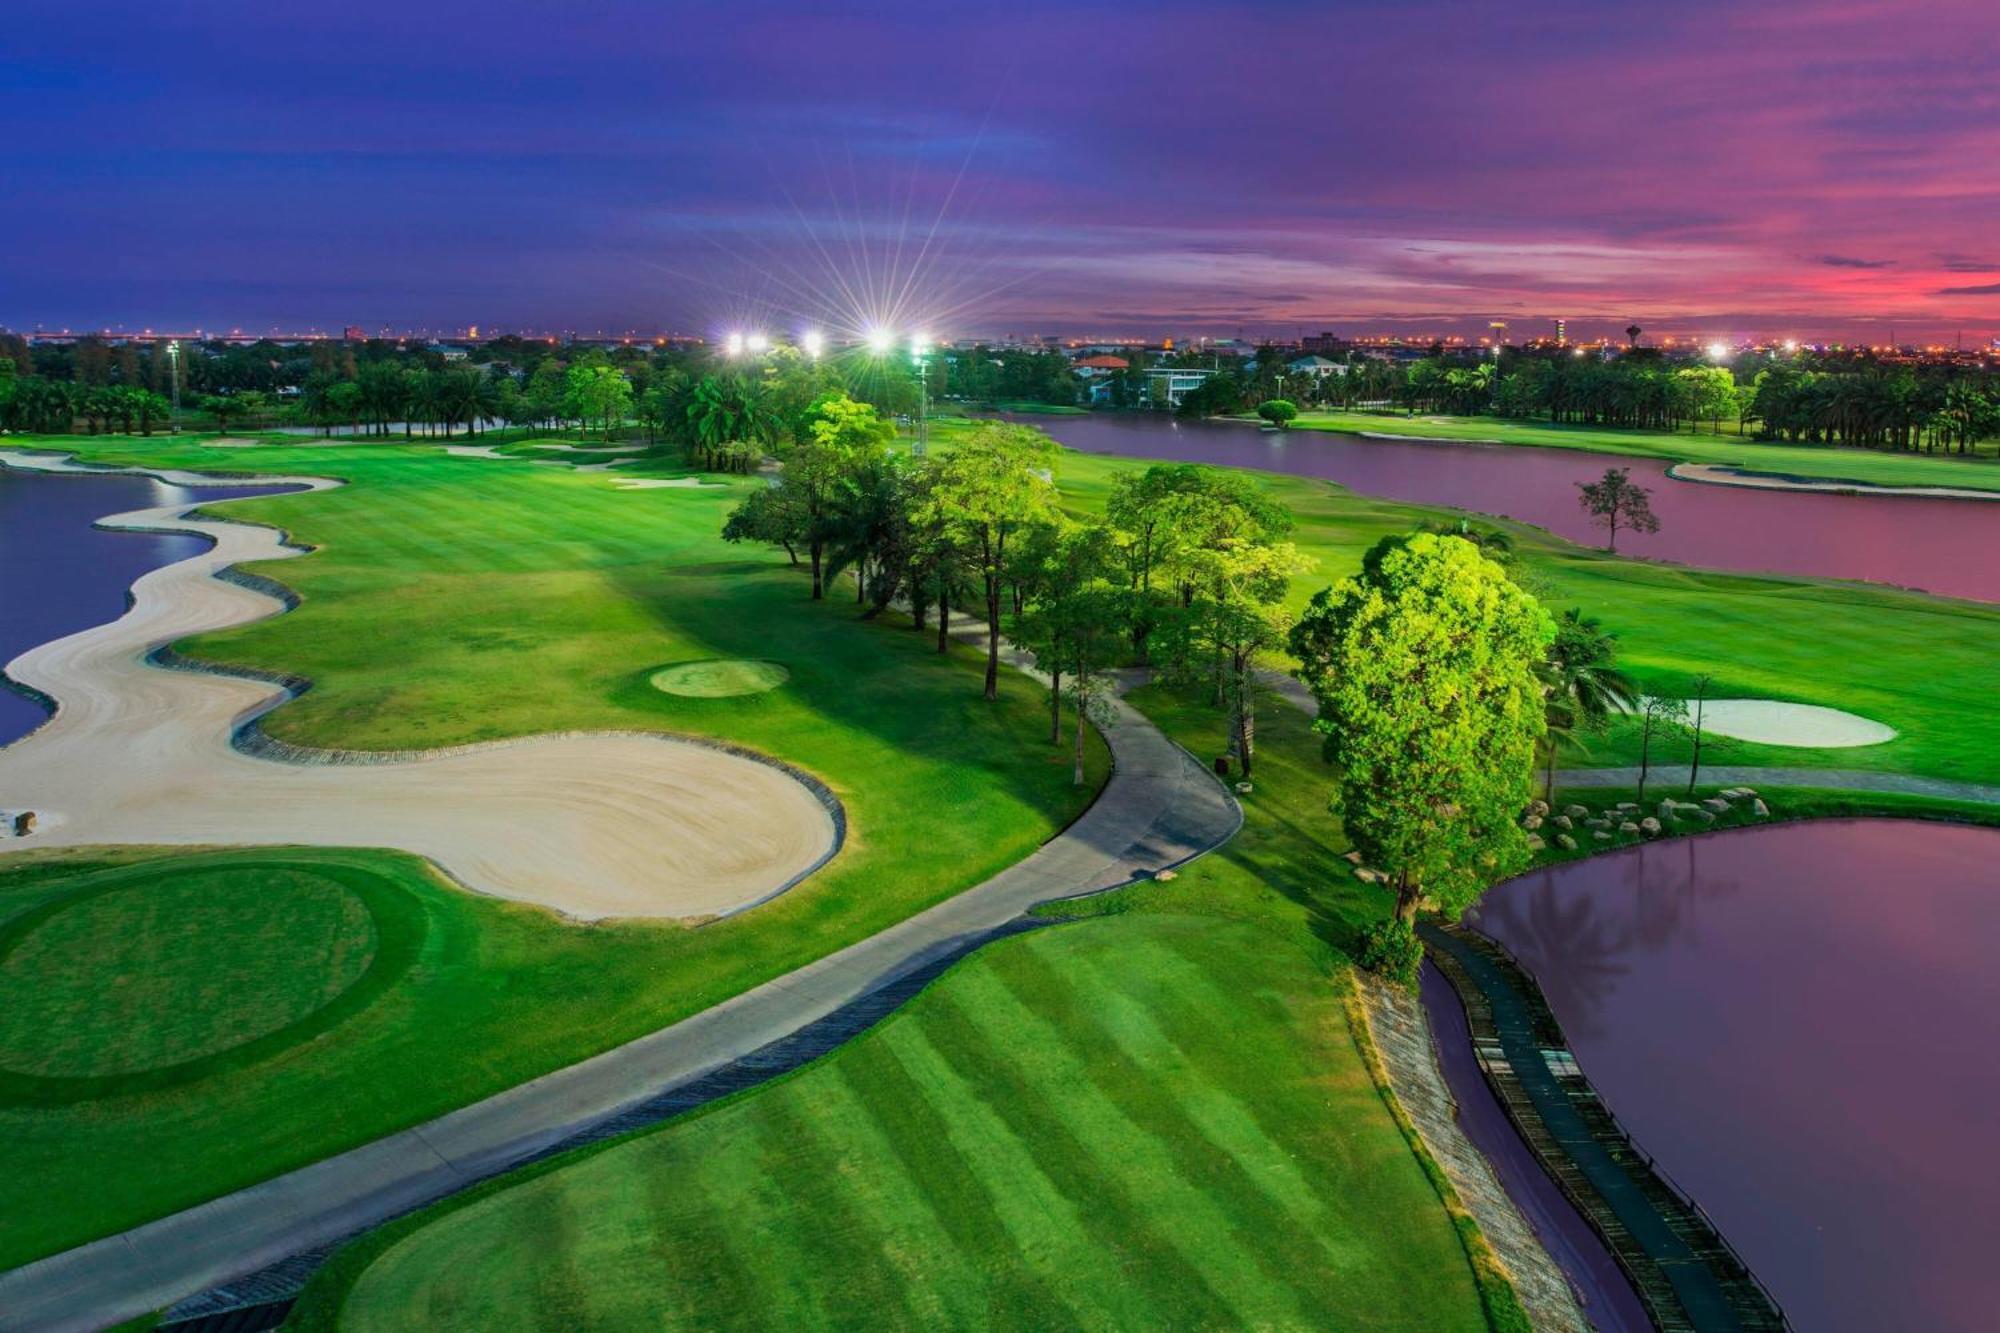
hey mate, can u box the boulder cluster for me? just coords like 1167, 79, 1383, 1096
1520, 789, 1770, 855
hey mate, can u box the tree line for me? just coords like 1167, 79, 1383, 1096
722, 397, 1308, 784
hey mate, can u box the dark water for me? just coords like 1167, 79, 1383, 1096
1025, 415, 2000, 603
1467, 820, 2000, 1332
0, 468, 288, 745
1419, 964, 1652, 1331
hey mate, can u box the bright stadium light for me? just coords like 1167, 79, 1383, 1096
745, 333, 770, 353
1783, 339, 1800, 353
724, 332, 745, 357
867, 327, 895, 355
1706, 341, 1730, 361
910, 331, 932, 359
801, 330, 825, 359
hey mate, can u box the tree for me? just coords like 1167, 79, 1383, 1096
1633, 695, 1687, 805
784, 395, 893, 600
721, 483, 809, 566
1013, 521, 1122, 749
1576, 466, 1660, 552
130, 389, 170, 436
1290, 533, 1553, 930
564, 364, 632, 439
1188, 535, 1307, 777
822, 450, 913, 613
687, 374, 781, 469
1539, 609, 1637, 803
203, 394, 247, 434
1107, 463, 1290, 667
917, 421, 1060, 700
1685, 673, 1716, 795
1256, 397, 1298, 429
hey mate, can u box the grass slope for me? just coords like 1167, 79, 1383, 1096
0, 434, 1106, 1266
1285, 410, 2000, 491
292, 914, 1491, 1333
1050, 448, 2000, 785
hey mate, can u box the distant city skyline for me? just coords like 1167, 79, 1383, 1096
7, 1, 1999, 342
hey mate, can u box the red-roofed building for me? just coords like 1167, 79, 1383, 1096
1072, 354, 1130, 374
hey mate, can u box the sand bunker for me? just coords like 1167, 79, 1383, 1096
1634, 696, 1896, 748
200, 438, 275, 449
613, 477, 722, 490
0, 449, 839, 921
441, 444, 512, 460
651, 660, 789, 698
1670, 462, 2000, 502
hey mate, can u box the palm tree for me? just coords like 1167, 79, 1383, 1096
1540, 609, 1637, 803
1423, 517, 1513, 562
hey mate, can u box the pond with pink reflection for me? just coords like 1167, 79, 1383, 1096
1022, 414, 2000, 603
1466, 820, 2000, 1332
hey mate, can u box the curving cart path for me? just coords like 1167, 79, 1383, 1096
0, 457, 1241, 1332
0, 449, 838, 921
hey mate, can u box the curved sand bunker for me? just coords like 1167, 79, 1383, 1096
1670, 462, 2000, 501
0, 450, 839, 921
1636, 695, 1896, 748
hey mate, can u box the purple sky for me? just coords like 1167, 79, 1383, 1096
6, 0, 1998, 341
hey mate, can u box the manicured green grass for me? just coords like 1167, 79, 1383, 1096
0, 434, 1107, 1266
1282, 410, 2000, 491
290, 913, 1492, 1333
649, 658, 790, 697
1052, 450, 2000, 786
0, 859, 379, 1083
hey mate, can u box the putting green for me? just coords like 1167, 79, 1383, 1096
0, 862, 383, 1086
649, 658, 790, 698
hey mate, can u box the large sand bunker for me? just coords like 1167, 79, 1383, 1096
0, 450, 840, 920
1635, 696, 1896, 748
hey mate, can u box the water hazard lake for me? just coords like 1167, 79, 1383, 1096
1465, 820, 2000, 1331
1024, 414, 2000, 603
0, 467, 286, 746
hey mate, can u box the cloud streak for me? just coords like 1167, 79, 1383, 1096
2, 0, 1997, 339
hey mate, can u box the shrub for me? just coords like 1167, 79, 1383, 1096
1356, 918, 1422, 984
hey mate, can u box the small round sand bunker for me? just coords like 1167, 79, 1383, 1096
650, 660, 789, 698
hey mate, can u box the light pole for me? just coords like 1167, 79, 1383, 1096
166, 340, 182, 432
910, 333, 931, 457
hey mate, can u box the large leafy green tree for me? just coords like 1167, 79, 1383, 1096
1013, 520, 1121, 746
1291, 533, 1553, 927
917, 421, 1059, 699
564, 364, 632, 439
784, 394, 893, 600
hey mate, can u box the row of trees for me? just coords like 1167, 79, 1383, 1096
1163, 342, 2000, 454
723, 402, 1309, 781
1424, 354, 2000, 453
719, 399, 1656, 983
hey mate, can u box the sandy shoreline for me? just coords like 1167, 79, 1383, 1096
1668, 461, 2000, 500
0, 449, 839, 921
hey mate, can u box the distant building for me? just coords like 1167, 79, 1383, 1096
1300, 331, 1353, 356
1143, 367, 1214, 410
1071, 354, 1129, 377
1555, 318, 1567, 346
1286, 354, 1347, 378
343, 326, 368, 342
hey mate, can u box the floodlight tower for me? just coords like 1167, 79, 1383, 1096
166, 340, 182, 432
